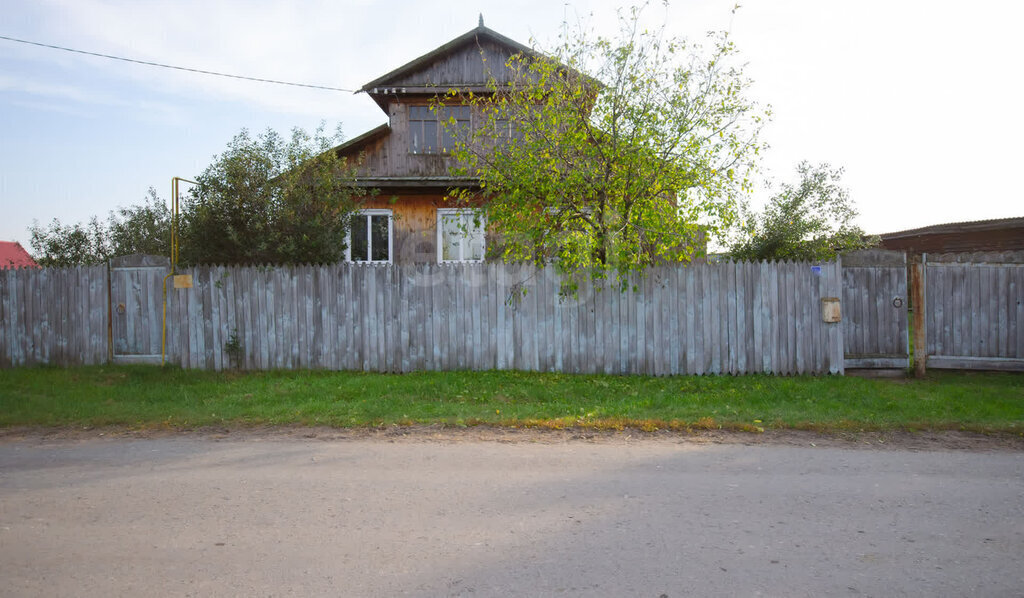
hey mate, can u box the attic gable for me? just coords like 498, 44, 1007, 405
360, 25, 536, 112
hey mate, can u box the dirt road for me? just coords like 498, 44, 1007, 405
1, 433, 1022, 597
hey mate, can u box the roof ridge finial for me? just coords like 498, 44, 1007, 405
478, 13, 484, 27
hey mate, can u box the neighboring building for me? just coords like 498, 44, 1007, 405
876, 217, 1024, 256
0, 241, 38, 269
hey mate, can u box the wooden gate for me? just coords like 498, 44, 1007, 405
109, 254, 169, 364
841, 250, 910, 369
922, 255, 1024, 371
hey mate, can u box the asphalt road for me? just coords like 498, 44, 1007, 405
1, 436, 1021, 597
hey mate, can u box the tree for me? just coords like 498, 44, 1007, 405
179, 124, 370, 265
107, 188, 172, 257
28, 188, 170, 267
727, 161, 878, 262
27, 124, 369, 267
443, 5, 767, 287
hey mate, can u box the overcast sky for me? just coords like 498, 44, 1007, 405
1, 0, 1022, 249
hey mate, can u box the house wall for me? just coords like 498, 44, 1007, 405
351, 101, 501, 178
352, 40, 529, 178
352, 105, 458, 178
360, 193, 485, 265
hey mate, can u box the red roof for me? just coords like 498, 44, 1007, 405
0, 241, 39, 269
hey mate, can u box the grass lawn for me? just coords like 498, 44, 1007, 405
1, 366, 1022, 434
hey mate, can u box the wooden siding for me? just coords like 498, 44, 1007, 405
375, 39, 521, 89
359, 194, 485, 265
348, 103, 491, 178
349, 111, 456, 178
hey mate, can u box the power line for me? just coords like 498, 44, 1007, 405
0, 34, 356, 92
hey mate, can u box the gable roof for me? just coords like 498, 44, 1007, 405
0, 241, 39, 269
332, 122, 391, 156
360, 25, 536, 94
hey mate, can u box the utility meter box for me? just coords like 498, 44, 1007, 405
821, 297, 841, 323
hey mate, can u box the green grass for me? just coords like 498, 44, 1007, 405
0, 366, 1021, 434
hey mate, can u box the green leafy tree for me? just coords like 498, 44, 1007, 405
28, 217, 109, 267
443, 5, 767, 287
727, 161, 878, 262
180, 124, 370, 265
28, 125, 368, 267
107, 188, 172, 256
28, 188, 170, 267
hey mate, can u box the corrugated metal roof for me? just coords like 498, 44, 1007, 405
876, 216, 1024, 239
0, 241, 39, 269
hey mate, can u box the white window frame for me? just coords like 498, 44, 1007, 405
346, 209, 394, 264
437, 208, 485, 263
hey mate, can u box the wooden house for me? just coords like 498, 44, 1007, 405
334, 22, 537, 265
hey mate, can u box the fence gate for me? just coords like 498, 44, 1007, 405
109, 254, 169, 364
841, 250, 910, 369
923, 255, 1024, 371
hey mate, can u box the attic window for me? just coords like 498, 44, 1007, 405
410, 106, 470, 154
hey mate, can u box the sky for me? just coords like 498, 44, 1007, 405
1, 0, 1022, 250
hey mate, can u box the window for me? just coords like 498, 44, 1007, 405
347, 210, 393, 263
409, 106, 437, 153
437, 209, 485, 263
410, 106, 470, 153
439, 106, 471, 151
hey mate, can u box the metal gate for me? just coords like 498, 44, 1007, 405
109, 254, 169, 364
841, 250, 910, 369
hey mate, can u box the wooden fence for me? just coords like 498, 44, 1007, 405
923, 258, 1024, 371
0, 266, 109, 368
2, 261, 845, 375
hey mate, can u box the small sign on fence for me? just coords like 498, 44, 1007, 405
173, 274, 193, 289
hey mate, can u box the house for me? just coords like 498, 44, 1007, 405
333, 21, 537, 266
877, 216, 1024, 257
332, 19, 707, 267
0, 241, 38, 269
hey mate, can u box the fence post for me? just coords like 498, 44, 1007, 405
911, 253, 927, 377
106, 261, 113, 364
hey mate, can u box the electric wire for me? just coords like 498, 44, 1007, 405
0, 34, 356, 92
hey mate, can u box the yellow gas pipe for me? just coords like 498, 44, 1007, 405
161, 177, 197, 366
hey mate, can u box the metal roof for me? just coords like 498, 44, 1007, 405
876, 216, 1024, 239
0, 241, 39, 269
